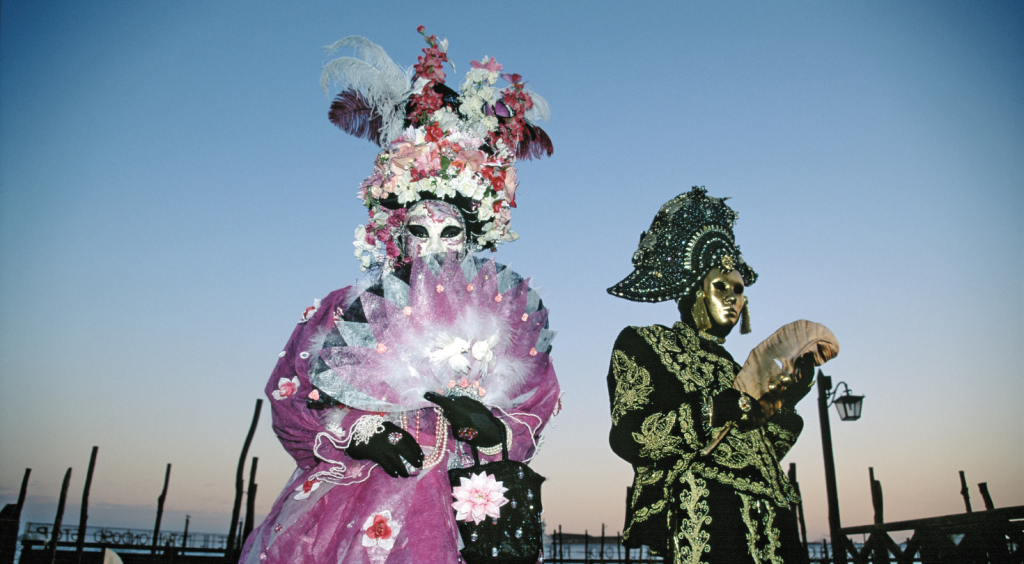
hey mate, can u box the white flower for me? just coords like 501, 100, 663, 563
433, 178, 456, 200
272, 376, 300, 401
432, 107, 461, 131
477, 197, 496, 221
360, 511, 400, 551
395, 184, 420, 205
451, 472, 509, 525
299, 299, 321, 323
453, 170, 479, 198
293, 478, 320, 500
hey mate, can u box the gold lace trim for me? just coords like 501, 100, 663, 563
610, 350, 654, 425
739, 492, 784, 564
672, 473, 711, 564
633, 411, 683, 460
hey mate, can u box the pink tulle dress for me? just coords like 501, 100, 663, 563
240, 255, 560, 564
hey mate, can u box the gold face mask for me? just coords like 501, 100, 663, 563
702, 267, 745, 329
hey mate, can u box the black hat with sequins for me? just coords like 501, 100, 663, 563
608, 186, 757, 302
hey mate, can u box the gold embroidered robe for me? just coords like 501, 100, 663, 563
607, 322, 806, 564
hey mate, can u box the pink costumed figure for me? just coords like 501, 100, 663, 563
240, 28, 557, 564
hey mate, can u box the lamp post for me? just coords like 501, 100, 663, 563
816, 370, 863, 564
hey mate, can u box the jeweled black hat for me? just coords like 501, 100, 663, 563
607, 186, 757, 302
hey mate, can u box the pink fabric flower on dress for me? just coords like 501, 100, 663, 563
451, 471, 509, 524
293, 478, 320, 500
272, 377, 299, 401
299, 299, 321, 323
360, 511, 399, 550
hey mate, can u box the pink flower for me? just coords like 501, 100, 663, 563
504, 167, 518, 207
360, 511, 399, 550
376, 343, 388, 354
470, 56, 503, 73
308, 389, 320, 401
451, 472, 509, 524
272, 377, 299, 401
366, 514, 392, 540
459, 378, 469, 388
293, 478, 320, 500
457, 149, 486, 172
300, 299, 321, 323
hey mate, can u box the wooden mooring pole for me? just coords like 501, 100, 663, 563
959, 470, 972, 513
152, 463, 172, 556
242, 457, 259, 544
227, 399, 262, 560
978, 483, 995, 511
76, 446, 99, 564
49, 468, 73, 564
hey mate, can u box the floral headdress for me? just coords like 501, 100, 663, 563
320, 27, 553, 271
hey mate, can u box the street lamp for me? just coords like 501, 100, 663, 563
816, 370, 864, 564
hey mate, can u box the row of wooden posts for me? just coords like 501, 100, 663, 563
0, 400, 265, 564
6, 397, 1020, 564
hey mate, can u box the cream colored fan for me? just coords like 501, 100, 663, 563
702, 320, 839, 455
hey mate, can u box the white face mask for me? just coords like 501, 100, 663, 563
401, 201, 467, 258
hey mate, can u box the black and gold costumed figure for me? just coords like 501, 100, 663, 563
606, 187, 831, 564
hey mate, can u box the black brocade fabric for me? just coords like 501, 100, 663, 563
607, 321, 807, 563
449, 452, 545, 564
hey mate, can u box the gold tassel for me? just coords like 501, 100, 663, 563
692, 290, 712, 331
740, 296, 752, 334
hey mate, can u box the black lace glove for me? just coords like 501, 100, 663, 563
346, 421, 424, 478
423, 392, 504, 448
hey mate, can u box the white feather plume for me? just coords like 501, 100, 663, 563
524, 89, 550, 123
320, 36, 415, 145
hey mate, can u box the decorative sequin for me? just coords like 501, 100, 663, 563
511, 499, 517, 508
470, 531, 478, 542
299, 351, 310, 359
517, 469, 524, 479
527, 489, 533, 500
515, 528, 523, 538
492, 547, 499, 557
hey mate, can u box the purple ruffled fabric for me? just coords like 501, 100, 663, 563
240, 258, 560, 564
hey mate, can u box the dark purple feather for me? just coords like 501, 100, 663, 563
329, 89, 384, 146
516, 124, 553, 161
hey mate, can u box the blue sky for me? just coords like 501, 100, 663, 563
1, 0, 1021, 542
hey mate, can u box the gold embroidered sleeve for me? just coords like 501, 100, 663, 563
633, 411, 683, 460
610, 350, 654, 425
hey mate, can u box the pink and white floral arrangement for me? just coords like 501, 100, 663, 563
321, 27, 552, 272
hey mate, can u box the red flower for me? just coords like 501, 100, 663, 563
366, 514, 392, 540
416, 25, 425, 34
424, 123, 443, 142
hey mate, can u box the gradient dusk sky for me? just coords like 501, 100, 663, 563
1, 0, 1021, 543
